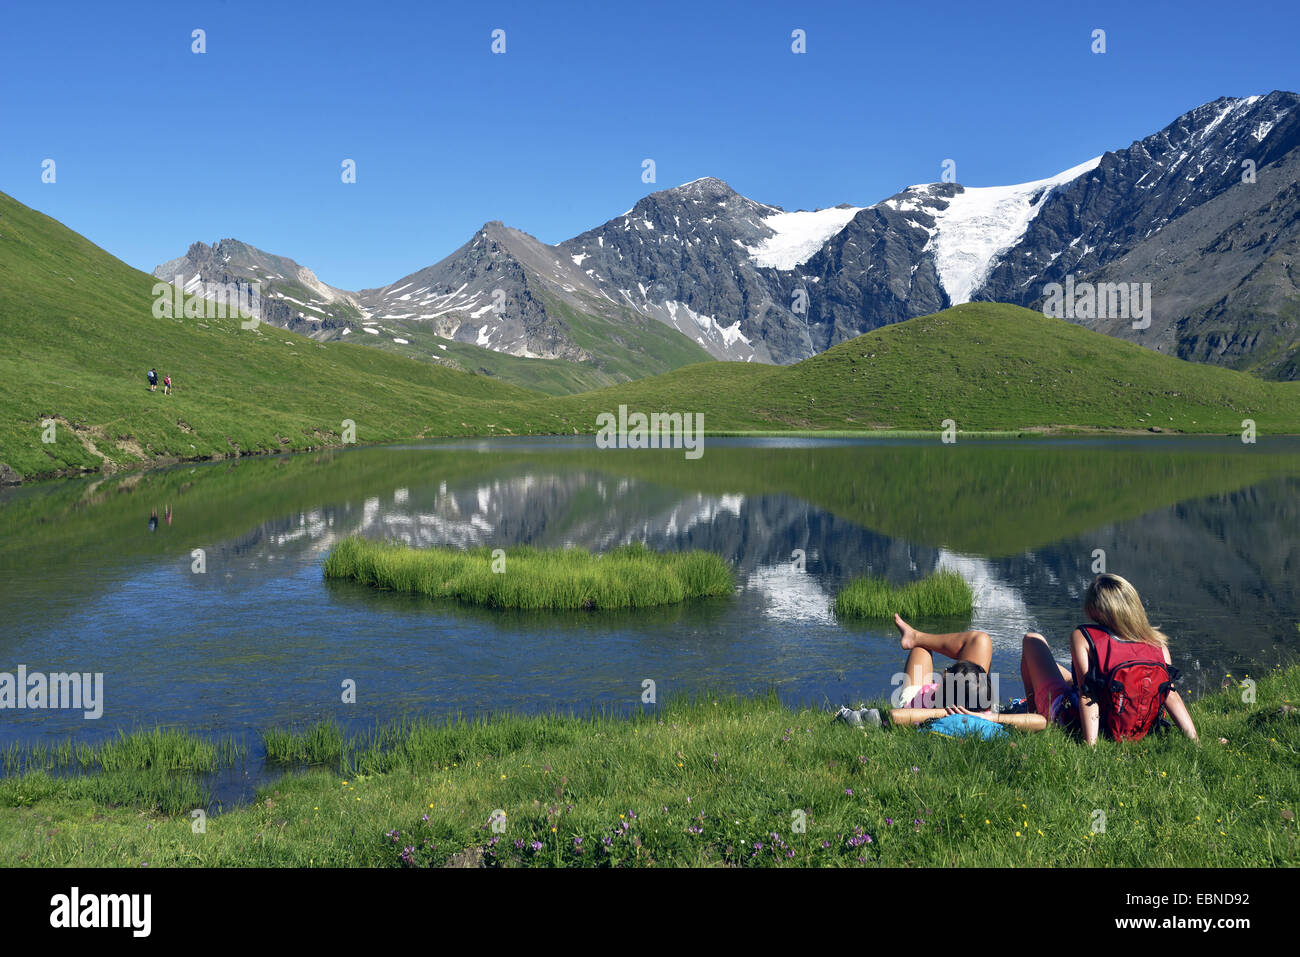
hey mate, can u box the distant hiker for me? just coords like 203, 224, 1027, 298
1019, 573, 1197, 745
163, 374, 172, 395
164, 504, 172, 526
149, 508, 158, 532
147, 368, 157, 392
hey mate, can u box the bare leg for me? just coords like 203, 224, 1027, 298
1021, 632, 1071, 709
903, 646, 935, 691
894, 614, 992, 671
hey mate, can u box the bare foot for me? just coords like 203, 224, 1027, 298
894, 613, 919, 649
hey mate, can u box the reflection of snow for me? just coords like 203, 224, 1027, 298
746, 563, 835, 624
664, 493, 743, 537
936, 549, 1032, 649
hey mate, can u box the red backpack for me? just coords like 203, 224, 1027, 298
1079, 624, 1179, 741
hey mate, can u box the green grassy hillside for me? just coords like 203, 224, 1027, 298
0, 191, 570, 478
539, 303, 1300, 434
4, 190, 1300, 482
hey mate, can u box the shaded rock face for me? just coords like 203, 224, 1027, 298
155, 92, 1300, 376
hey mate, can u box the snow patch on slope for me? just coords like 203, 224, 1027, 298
746, 206, 863, 270
931, 157, 1102, 304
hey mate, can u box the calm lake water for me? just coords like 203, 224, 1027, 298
2, 436, 1298, 766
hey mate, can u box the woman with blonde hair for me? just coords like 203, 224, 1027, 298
1020, 573, 1197, 745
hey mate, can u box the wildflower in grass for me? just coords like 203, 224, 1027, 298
514, 839, 526, 850
911, 766, 919, 773
845, 788, 853, 796
530, 841, 543, 852
885, 818, 893, 826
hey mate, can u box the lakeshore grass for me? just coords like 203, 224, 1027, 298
0, 666, 1295, 867
834, 569, 974, 620
1, 727, 244, 776
322, 538, 735, 610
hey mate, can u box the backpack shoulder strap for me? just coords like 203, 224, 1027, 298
1076, 624, 1109, 693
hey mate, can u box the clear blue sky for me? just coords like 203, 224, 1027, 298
2, 0, 1296, 290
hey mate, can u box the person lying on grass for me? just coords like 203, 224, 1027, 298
1020, 573, 1198, 746
892, 614, 995, 716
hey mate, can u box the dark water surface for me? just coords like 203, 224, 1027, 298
2, 436, 1298, 761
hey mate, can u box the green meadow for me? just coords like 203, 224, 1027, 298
322, 538, 735, 610
834, 570, 975, 620
0, 666, 1295, 867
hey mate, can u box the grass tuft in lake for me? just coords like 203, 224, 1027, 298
263, 721, 346, 767
323, 538, 735, 610
1, 727, 244, 776
833, 569, 974, 620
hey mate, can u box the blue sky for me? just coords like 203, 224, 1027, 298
2, 0, 1296, 290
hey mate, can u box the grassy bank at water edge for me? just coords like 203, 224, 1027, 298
0, 667, 1295, 867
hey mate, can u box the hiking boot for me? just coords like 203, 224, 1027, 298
834, 706, 882, 728
834, 706, 863, 726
